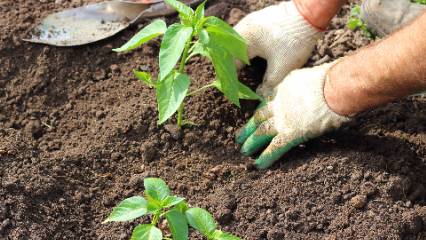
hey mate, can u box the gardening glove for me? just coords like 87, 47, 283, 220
234, 1, 323, 97
361, 0, 426, 38
236, 62, 351, 169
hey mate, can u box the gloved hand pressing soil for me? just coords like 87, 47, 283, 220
236, 62, 351, 169
234, 1, 323, 97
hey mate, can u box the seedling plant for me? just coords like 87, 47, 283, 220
347, 5, 375, 39
114, 0, 261, 129
104, 178, 240, 240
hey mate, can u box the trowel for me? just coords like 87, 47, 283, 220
24, 0, 203, 47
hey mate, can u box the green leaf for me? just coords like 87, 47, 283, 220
131, 224, 162, 240
144, 178, 171, 201
347, 18, 361, 30
166, 210, 189, 240
350, 5, 361, 17
159, 24, 193, 80
162, 196, 185, 208
187, 41, 211, 61
212, 80, 262, 101
203, 16, 249, 63
235, 82, 262, 101
185, 208, 217, 237
212, 230, 240, 240
156, 72, 190, 124
204, 17, 243, 40
103, 196, 148, 223
147, 200, 162, 214
199, 29, 210, 45
113, 19, 167, 52
206, 25, 249, 64
208, 48, 240, 107
164, 0, 194, 18
174, 200, 189, 213
134, 70, 155, 88
194, 0, 206, 22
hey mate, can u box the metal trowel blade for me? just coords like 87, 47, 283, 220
23, 1, 150, 47
23, 0, 204, 47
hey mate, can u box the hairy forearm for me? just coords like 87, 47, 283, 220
294, 0, 345, 29
325, 12, 426, 116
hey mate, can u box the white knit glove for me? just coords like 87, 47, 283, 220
236, 62, 351, 169
234, 1, 323, 97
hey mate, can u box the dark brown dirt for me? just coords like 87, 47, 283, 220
1, 0, 425, 239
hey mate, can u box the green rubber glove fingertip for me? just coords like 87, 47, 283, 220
241, 134, 274, 156
254, 153, 280, 170
236, 101, 269, 145
254, 137, 305, 169
236, 118, 258, 145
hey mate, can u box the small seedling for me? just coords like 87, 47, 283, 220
114, 0, 261, 129
347, 5, 375, 39
104, 178, 240, 240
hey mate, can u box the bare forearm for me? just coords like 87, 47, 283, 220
326, 12, 426, 116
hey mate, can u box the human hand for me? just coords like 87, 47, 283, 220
236, 62, 351, 169
234, 1, 322, 97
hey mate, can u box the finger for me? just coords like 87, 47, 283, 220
240, 119, 277, 156
235, 101, 270, 145
234, 21, 264, 70
255, 134, 305, 170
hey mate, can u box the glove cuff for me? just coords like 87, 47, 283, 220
272, 61, 351, 138
315, 62, 352, 135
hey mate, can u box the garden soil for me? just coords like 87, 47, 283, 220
1, 0, 426, 239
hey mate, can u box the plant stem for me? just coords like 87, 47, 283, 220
179, 39, 192, 74
187, 83, 214, 96
177, 103, 184, 128
152, 213, 160, 226
176, 35, 193, 129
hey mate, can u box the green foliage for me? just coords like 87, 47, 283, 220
212, 80, 263, 101
113, 19, 167, 52
103, 196, 148, 223
159, 24, 193, 80
144, 178, 171, 201
413, 0, 426, 4
134, 70, 155, 88
211, 230, 241, 240
185, 208, 217, 237
347, 5, 375, 39
132, 224, 162, 240
114, 0, 260, 129
104, 178, 240, 240
165, 210, 188, 240
156, 72, 190, 124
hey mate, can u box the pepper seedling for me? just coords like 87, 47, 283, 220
104, 178, 240, 240
114, 0, 261, 129
347, 5, 375, 39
